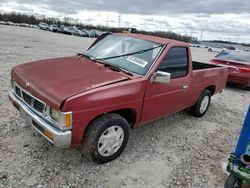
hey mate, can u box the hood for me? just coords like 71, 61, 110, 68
11, 56, 129, 109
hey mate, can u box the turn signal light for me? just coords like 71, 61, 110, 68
65, 114, 71, 127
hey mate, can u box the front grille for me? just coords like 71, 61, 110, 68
14, 84, 46, 114
22, 91, 32, 105
33, 100, 45, 113
15, 86, 21, 97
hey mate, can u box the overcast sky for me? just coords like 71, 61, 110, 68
1, 0, 250, 43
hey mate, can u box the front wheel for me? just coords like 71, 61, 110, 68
81, 113, 130, 163
191, 90, 211, 117
224, 174, 242, 188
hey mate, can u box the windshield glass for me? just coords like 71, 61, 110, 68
85, 35, 163, 75
215, 51, 250, 64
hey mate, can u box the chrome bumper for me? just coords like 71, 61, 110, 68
8, 91, 72, 148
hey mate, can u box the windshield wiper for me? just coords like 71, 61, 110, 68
78, 52, 133, 76
77, 53, 94, 60
104, 63, 134, 76
78, 53, 108, 65
93, 44, 164, 61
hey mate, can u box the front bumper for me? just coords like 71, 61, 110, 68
8, 91, 72, 148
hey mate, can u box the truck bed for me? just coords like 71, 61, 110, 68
185, 61, 228, 108
192, 61, 228, 93
193, 61, 221, 70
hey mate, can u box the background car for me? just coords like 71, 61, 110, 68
210, 50, 250, 90
20, 23, 30, 27
29, 24, 38, 29
0, 21, 6, 25
191, 43, 201, 48
61, 26, 73, 35
6, 21, 14, 26
88, 30, 98, 38
39, 22, 50, 30
49, 24, 59, 32
80, 29, 91, 37
207, 46, 223, 52
69, 26, 87, 37
56, 25, 66, 34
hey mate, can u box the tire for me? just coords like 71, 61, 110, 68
191, 90, 211, 117
224, 174, 242, 188
81, 113, 130, 163
208, 48, 212, 52
246, 86, 250, 91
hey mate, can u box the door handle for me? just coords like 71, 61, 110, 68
182, 85, 189, 89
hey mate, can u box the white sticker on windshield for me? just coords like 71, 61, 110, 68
126, 56, 148, 68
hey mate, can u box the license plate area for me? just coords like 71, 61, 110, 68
32, 120, 44, 133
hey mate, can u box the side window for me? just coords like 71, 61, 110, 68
158, 47, 188, 79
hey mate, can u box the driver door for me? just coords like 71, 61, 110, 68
141, 47, 191, 123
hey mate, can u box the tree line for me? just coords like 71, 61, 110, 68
203, 40, 250, 47
0, 12, 197, 43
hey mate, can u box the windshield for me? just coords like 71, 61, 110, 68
85, 35, 163, 75
215, 51, 250, 64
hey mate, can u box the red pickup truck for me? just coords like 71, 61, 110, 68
9, 33, 228, 163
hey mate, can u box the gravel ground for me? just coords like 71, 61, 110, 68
0, 25, 250, 188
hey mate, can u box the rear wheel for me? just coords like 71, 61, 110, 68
81, 113, 130, 163
191, 90, 211, 117
224, 174, 242, 188
245, 86, 250, 91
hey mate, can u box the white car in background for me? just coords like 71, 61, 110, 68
39, 22, 50, 30
207, 46, 223, 52
49, 24, 59, 32
6, 21, 14, 26
20, 23, 30, 27
0, 21, 6, 25
29, 24, 38, 29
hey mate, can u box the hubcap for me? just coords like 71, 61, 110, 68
200, 95, 209, 113
97, 126, 124, 157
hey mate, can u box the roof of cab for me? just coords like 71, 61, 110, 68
116, 33, 188, 45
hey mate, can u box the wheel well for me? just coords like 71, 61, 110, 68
205, 85, 216, 95
84, 108, 137, 136
110, 108, 137, 127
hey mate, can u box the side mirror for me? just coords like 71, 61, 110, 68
151, 71, 171, 84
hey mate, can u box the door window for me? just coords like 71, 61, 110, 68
158, 47, 188, 79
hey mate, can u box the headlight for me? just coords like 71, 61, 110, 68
49, 108, 72, 129
50, 108, 59, 121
